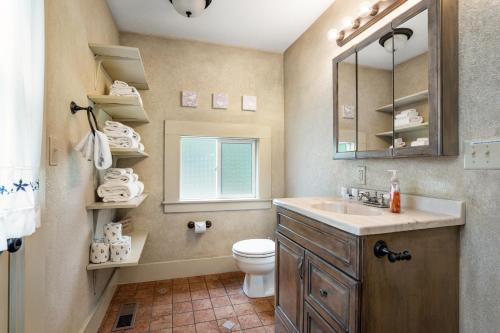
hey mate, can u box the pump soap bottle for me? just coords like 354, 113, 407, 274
388, 170, 401, 213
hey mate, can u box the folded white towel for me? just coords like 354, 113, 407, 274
104, 168, 133, 178
107, 136, 139, 149
110, 80, 129, 88
103, 172, 138, 184
97, 182, 140, 202
396, 109, 418, 119
395, 116, 423, 128
104, 121, 135, 138
136, 181, 144, 195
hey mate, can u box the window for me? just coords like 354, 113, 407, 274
180, 137, 256, 200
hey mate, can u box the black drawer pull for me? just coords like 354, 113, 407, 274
319, 289, 328, 297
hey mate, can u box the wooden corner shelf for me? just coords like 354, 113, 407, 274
376, 90, 429, 113
86, 230, 148, 270
89, 43, 149, 90
376, 122, 429, 137
110, 148, 149, 159
86, 193, 148, 210
88, 95, 150, 123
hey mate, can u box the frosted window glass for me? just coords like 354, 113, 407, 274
181, 138, 217, 199
221, 142, 254, 197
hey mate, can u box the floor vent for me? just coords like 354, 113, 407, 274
112, 303, 138, 331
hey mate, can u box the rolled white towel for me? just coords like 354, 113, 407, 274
110, 80, 129, 88
104, 168, 132, 178
395, 116, 423, 128
103, 173, 138, 184
97, 182, 140, 202
94, 131, 112, 170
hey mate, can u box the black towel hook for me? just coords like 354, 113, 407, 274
70, 101, 98, 136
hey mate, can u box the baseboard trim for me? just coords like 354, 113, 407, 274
80, 270, 119, 333
118, 255, 238, 284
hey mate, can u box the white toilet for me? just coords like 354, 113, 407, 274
232, 239, 275, 298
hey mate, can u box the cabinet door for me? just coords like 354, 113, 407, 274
276, 233, 305, 333
304, 302, 339, 333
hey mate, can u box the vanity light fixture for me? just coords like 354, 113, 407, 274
379, 28, 413, 52
169, 0, 213, 18
328, 0, 407, 46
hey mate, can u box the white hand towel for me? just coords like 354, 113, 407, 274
94, 131, 112, 170
74, 132, 94, 161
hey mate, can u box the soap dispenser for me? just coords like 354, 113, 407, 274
388, 170, 401, 213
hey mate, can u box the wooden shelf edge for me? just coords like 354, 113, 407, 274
86, 230, 148, 270
86, 193, 149, 210
375, 90, 429, 112
376, 122, 429, 137
111, 148, 149, 159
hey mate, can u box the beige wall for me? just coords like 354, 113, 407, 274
284, 0, 500, 332
117, 34, 284, 264
24, 0, 119, 332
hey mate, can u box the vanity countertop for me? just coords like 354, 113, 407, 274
273, 195, 465, 236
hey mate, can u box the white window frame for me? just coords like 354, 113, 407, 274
179, 137, 257, 201
163, 120, 272, 213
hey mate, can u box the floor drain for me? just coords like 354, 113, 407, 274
112, 303, 137, 331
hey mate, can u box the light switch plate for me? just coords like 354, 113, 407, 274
49, 136, 58, 166
356, 166, 366, 185
464, 138, 500, 170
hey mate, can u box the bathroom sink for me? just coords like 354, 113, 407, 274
311, 201, 383, 216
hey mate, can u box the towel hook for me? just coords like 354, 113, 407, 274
70, 101, 98, 136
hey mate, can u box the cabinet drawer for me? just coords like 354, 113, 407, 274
305, 252, 359, 333
304, 301, 340, 333
277, 208, 360, 279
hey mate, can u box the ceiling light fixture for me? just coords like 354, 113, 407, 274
379, 28, 413, 52
169, 0, 213, 18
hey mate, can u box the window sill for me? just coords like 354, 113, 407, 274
162, 198, 273, 213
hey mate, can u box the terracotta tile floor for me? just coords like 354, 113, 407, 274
99, 272, 275, 333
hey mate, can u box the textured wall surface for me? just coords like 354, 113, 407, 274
24, 0, 119, 332
118, 34, 284, 263
284, 0, 500, 332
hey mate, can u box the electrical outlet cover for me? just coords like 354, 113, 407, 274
357, 166, 366, 185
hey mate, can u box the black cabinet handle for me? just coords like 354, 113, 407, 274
374, 240, 411, 263
319, 289, 328, 297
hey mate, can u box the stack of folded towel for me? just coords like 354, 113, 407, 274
109, 80, 143, 106
103, 120, 145, 151
410, 137, 429, 147
97, 168, 145, 202
390, 137, 406, 149
395, 109, 423, 129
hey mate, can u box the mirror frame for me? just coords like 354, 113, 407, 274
332, 0, 458, 160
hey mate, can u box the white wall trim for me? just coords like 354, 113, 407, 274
80, 270, 119, 333
118, 256, 238, 284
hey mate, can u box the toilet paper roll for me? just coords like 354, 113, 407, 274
110, 236, 132, 262
194, 221, 206, 234
104, 222, 122, 243
90, 239, 110, 264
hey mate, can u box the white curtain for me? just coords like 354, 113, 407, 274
0, 0, 45, 251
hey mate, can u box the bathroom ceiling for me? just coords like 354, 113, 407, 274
106, 0, 336, 53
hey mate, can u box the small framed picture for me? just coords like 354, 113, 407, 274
212, 93, 229, 109
242, 95, 257, 112
181, 90, 198, 107
342, 104, 355, 119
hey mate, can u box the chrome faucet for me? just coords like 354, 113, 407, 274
357, 190, 389, 208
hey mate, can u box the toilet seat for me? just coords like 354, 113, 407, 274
232, 239, 275, 258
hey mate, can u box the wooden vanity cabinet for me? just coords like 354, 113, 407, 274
275, 207, 459, 333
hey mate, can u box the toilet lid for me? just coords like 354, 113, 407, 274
232, 239, 275, 256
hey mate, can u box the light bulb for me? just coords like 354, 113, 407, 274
341, 16, 355, 30
328, 28, 340, 41
359, 2, 373, 18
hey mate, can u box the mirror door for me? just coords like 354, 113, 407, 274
333, 49, 357, 159
392, 8, 436, 156
356, 27, 394, 158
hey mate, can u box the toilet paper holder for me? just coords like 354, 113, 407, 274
187, 221, 212, 229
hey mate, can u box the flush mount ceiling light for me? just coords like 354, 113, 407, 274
169, 0, 213, 18
379, 28, 413, 52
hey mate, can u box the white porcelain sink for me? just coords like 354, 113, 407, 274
311, 201, 383, 216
